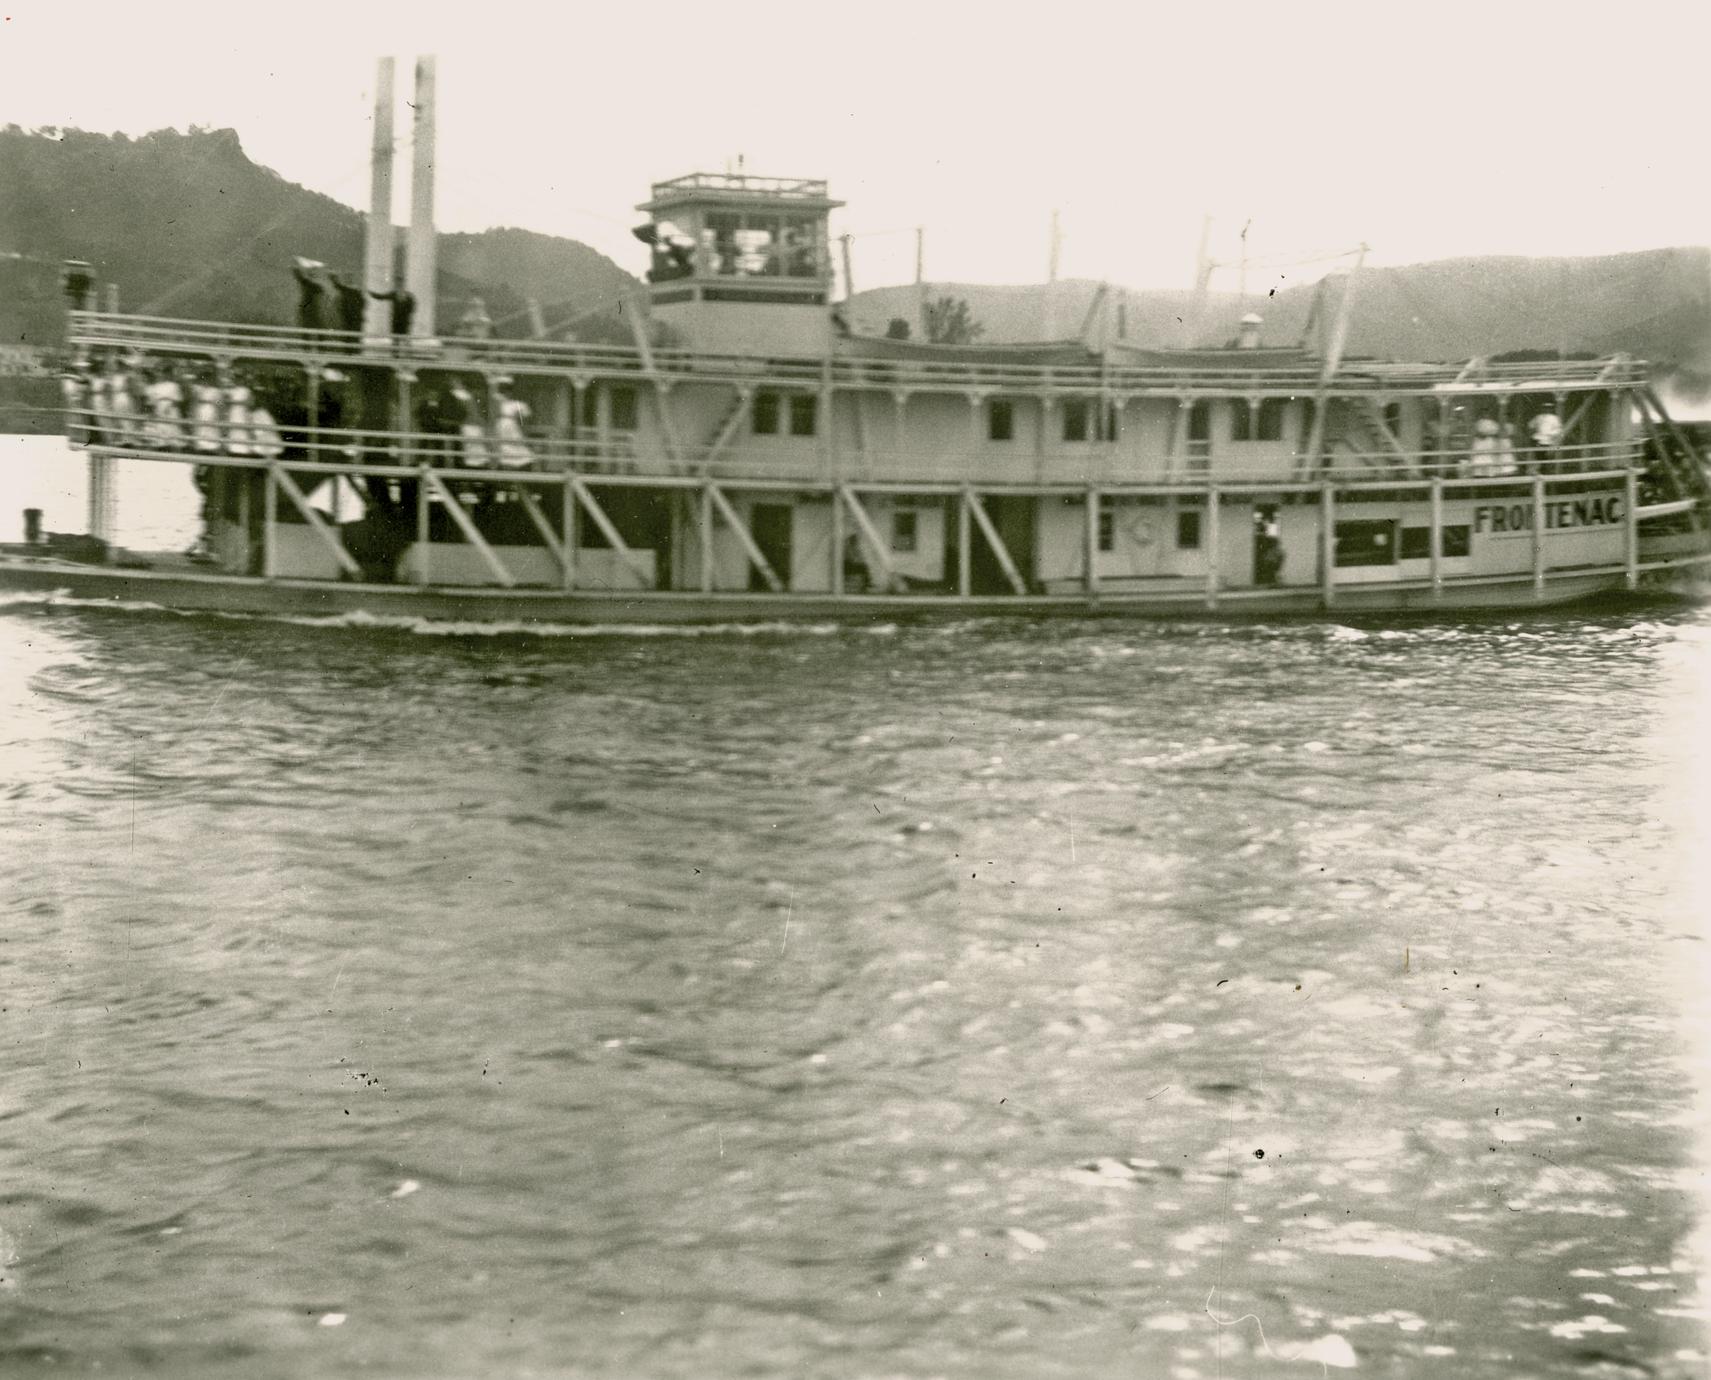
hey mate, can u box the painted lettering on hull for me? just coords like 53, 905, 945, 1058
1472, 493, 1625, 536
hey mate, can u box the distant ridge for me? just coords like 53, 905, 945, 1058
852, 249, 1711, 369
0, 125, 638, 348
4, 124, 1709, 383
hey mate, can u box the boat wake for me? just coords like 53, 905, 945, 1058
0, 588, 901, 640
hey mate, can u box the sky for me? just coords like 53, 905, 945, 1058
3, 0, 1711, 295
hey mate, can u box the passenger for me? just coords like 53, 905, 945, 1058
144, 368, 186, 450
449, 381, 491, 468
61, 372, 91, 447
292, 258, 329, 332
224, 374, 255, 456
1529, 407, 1563, 470
1496, 421, 1519, 476
190, 376, 222, 454
250, 388, 285, 461
1468, 418, 1502, 478
328, 273, 366, 336
494, 390, 534, 469
369, 277, 417, 340
109, 366, 143, 447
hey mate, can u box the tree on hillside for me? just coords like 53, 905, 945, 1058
923, 295, 984, 345
885, 317, 912, 340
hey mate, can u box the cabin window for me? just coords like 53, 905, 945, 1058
1062, 400, 1090, 443
1334, 519, 1398, 567
892, 508, 918, 553
989, 399, 1014, 441
1097, 508, 1115, 553
1257, 398, 1289, 441
1176, 509, 1202, 549
1382, 402, 1404, 443
1102, 403, 1120, 442
789, 395, 818, 437
1230, 400, 1253, 442
753, 391, 780, 435
1186, 401, 1212, 461
610, 385, 639, 432
1401, 524, 1470, 559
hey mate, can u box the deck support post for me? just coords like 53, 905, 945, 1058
262, 464, 278, 579
707, 483, 783, 593
838, 485, 896, 592
700, 482, 715, 593
829, 483, 844, 597
270, 464, 363, 578
1085, 487, 1101, 603
1429, 476, 1444, 601
424, 470, 516, 587
1531, 474, 1547, 597
414, 467, 431, 585
516, 485, 567, 584
1205, 485, 1220, 610
964, 487, 1026, 596
1625, 468, 1640, 590
1320, 480, 1336, 610
957, 487, 972, 597
560, 476, 575, 590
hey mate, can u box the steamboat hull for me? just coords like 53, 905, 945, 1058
0, 551, 1678, 626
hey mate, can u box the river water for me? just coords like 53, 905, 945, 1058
4, 437, 1711, 1378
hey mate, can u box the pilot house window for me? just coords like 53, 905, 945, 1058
989, 399, 1014, 441
789, 395, 817, 437
1063, 400, 1090, 443
1257, 398, 1288, 441
753, 391, 780, 435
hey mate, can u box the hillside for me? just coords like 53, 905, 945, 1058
0, 125, 637, 349
852, 249, 1711, 371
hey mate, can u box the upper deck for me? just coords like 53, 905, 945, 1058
65, 310, 1650, 400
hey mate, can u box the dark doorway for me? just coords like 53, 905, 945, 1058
750, 503, 793, 591
970, 495, 1036, 594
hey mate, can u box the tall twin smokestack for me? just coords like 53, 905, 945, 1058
364, 55, 436, 338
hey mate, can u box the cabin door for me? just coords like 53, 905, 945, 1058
750, 503, 793, 592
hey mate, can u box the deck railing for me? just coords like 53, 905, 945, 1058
65, 312, 1650, 396
57, 410, 1652, 491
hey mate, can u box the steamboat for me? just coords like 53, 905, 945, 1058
5, 58, 1709, 623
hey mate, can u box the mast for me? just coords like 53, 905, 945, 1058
406, 56, 438, 337
363, 57, 396, 339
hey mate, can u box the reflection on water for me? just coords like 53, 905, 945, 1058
1, 601, 1709, 1377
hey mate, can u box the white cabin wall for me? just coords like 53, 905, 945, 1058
791, 495, 834, 592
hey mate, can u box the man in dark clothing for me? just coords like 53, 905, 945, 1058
327, 274, 366, 335
369, 281, 417, 339
291, 259, 327, 331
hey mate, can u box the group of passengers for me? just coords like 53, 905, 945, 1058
63, 358, 286, 459
416, 376, 535, 471
1427, 408, 1565, 478
293, 258, 417, 339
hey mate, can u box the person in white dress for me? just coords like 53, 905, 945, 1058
1468, 418, 1502, 478
145, 370, 186, 449
450, 382, 490, 468
190, 379, 222, 454
495, 393, 534, 469
223, 377, 255, 456
249, 388, 284, 461
62, 373, 91, 447
108, 368, 142, 447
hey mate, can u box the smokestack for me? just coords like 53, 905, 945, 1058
363, 57, 396, 339
406, 55, 438, 337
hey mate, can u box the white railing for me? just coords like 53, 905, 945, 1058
66, 311, 1651, 397
56, 409, 1656, 492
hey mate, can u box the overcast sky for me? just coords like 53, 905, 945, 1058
4, 0, 1710, 294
